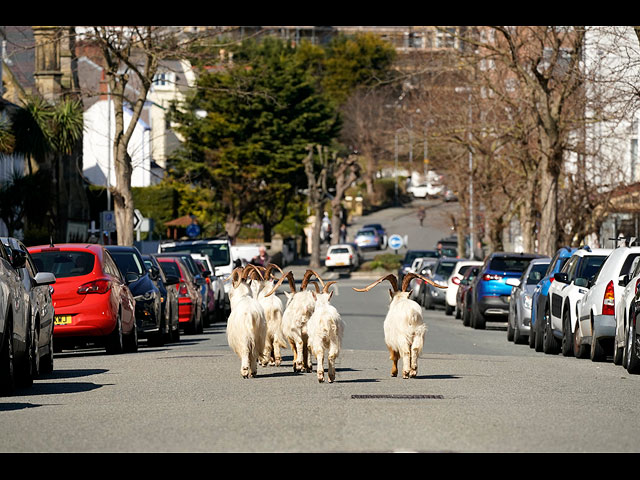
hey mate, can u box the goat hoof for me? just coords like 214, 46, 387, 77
402, 371, 409, 379
409, 369, 417, 378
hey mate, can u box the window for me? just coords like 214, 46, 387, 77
31, 251, 95, 278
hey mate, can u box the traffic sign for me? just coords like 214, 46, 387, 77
133, 209, 143, 231
388, 234, 403, 251
186, 223, 201, 238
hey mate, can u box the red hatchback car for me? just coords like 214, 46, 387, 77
28, 244, 137, 354
155, 256, 202, 334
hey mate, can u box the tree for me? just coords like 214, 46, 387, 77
168, 37, 340, 245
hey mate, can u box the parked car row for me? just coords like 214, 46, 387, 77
0, 239, 230, 396
427, 242, 640, 375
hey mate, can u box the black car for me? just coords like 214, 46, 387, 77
422, 257, 461, 309
398, 249, 439, 283
106, 246, 165, 347
0, 240, 55, 394
142, 254, 180, 343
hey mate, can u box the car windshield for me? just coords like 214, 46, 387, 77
357, 230, 376, 237
161, 243, 230, 267
330, 247, 350, 254
489, 256, 536, 272
527, 263, 550, 284
404, 251, 437, 264
109, 251, 145, 276
435, 261, 457, 277
31, 251, 95, 278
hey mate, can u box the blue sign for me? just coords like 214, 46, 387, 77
186, 223, 201, 238
388, 234, 403, 250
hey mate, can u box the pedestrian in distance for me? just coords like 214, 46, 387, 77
417, 206, 425, 228
251, 245, 270, 266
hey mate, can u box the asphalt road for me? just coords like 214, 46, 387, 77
2, 199, 640, 453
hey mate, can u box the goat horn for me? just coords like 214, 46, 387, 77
301, 269, 325, 290
244, 264, 264, 281
402, 272, 447, 292
264, 271, 296, 297
307, 280, 321, 292
230, 267, 244, 288
322, 281, 337, 293
353, 274, 398, 293
265, 263, 284, 280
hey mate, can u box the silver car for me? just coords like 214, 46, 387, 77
507, 258, 551, 344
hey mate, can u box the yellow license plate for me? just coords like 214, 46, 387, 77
336, 262, 345, 266
55, 315, 73, 326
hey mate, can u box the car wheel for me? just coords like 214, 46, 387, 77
445, 304, 454, 316
561, 308, 574, 357
0, 318, 15, 395
124, 321, 138, 353
543, 307, 560, 355
528, 321, 536, 348
534, 309, 544, 352
455, 305, 461, 320
462, 300, 471, 327
613, 318, 624, 365
513, 320, 526, 345
507, 310, 515, 342
625, 317, 640, 374
590, 316, 606, 362
574, 319, 589, 359
105, 312, 124, 355
40, 329, 54, 375
472, 301, 485, 330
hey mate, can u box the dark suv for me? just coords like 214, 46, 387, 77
470, 252, 546, 329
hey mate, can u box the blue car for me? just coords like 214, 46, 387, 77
529, 246, 578, 351
470, 252, 547, 329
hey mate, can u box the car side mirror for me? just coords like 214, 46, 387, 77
574, 278, 588, 287
34, 271, 56, 285
125, 272, 139, 284
619, 274, 629, 287
554, 272, 569, 283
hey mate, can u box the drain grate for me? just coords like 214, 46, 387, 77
351, 394, 444, 400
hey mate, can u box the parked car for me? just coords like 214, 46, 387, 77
422, 257, 461, 309
445, 260, 483, 316
576, 246, 640, 362
0, 240, 55, 394
398, 249, 439, 283
325, 243, 360, 271
158, 237, 233, 317
155, 256, 203, 334
354, 227, 384, 250
28, 243, 137, 354
409, 182, 443, 198
191, 253, 226, 323
624, 283, 640, 373
529, 247, 577, 352
458, 266, 481, 325
436, 236, 458, 258
142, 254, 180, 342
470, 252, 546, 329
2, 237, 57, 380
407, 259, 438, 304
155, 253, 206, 328
363, 224, 387, 249
547, 247, 611, 357
506, 257, 551, 344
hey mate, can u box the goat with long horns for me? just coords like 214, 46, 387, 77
264, 269, 323, 373
353, 272, 446, 378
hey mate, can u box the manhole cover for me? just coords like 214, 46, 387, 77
351, 394, 444, 399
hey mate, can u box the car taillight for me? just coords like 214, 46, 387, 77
326, 256, 331, 261
602, 280, 615, 316
77, 279, 111, 294
452, 277, 461, 285
482, 274, 502, 281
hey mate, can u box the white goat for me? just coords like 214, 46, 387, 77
225, 266, 267, 378
353, 273, 446, 379
307, 279, 344, 383
264, 269, 317, 373
247, 264, 288, 367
